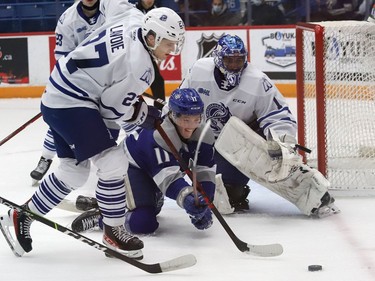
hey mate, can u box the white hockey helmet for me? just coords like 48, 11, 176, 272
142, 7, 185, 55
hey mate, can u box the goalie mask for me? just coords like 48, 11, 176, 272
212, 34, 248, 87
142, 7, 185, 55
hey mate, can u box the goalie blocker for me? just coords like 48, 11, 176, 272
214, 116, 340, 217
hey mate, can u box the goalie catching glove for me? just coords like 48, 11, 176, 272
126, 96, 162, 130
267, 131, 302, 182
177, 187, 213, 230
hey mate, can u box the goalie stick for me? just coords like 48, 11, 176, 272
0, 196, 196, 274
155, 121, 283, 257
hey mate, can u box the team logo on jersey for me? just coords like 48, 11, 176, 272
261, 77, 273, 92
140, 67, 152, 85
59, 13, 66, 24
205, 103, 232, 137
196, 33, 224, 59
76, 26, 88, 33
197, 87, 210, 96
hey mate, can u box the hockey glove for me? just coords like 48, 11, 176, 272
141, 105, 162, 130
267, 132, 302, 182
126, 97, 161, 130
183, 193, 213, 230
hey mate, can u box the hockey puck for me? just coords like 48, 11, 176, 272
308, 265, 322, 272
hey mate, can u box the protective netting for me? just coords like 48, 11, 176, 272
299, 21, 375, 194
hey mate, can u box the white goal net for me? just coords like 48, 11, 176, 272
296, 21, 375, 195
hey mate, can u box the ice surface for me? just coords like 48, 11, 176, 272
0, 98, 374, 281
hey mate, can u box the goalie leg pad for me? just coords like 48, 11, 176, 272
214, 116, 273, 182
215, 116, 333, 216
254, 164, 331, 215
213, 174, 235, 215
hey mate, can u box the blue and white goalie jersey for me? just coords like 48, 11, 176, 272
43, 16, 152, 124
55, 0, 138, 60
181, 58, 297, 140
123, 117, 216, 201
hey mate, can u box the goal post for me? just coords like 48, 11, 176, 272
296, 21, 375, 196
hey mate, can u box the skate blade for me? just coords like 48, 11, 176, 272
31, 179, 39, 187
0, 215, 25, 257
105, 249, 143, 260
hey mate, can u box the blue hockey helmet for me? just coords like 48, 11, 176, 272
169, 88, 204, 116
212, 34, 248, 86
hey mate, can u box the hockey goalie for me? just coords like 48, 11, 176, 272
214, 116, 340, 218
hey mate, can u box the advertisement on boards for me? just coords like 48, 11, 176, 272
249, 28, 296, 79
0, 38, 29, 84
159, 54, 181, 81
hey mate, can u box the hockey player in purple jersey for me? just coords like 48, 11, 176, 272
181, 34, 339, 218
71, 88, 216, 235
123, 88, 216, 234
0, 7, 185, 260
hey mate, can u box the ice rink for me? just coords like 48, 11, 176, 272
0, 97, 374, 281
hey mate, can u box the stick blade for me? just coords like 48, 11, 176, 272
246, 243, 283, 257
159, 254, 197, 272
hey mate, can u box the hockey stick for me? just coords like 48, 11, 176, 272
0, 196, 196, 273
0, 112, 42, 147
56, 198, 85, 213
56, 195, 99, 213
189, 120, 212, 206
155, 121, 283, 257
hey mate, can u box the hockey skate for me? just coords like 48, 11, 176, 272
103, 223, 144, 260
311, 192, 341, 218
225, 184, 251, 212
71, 209, 102, 233
30, 156, 52, 186
0, 207, 33, 257
75, 195, 99, 211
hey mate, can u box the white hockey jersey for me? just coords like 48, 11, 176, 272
42, 14, 153, 124
55, 0, 137, 60
180, 58, 297, 140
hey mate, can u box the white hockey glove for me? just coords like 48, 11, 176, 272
267, 131, 302, 182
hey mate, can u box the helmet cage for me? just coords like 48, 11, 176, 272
213, 35, 248, 86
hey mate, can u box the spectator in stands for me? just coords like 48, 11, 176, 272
310, 0, 367, 21
136, 0, 156, 13
135, 0, 166, 109
242, 0, 286, 25
155, 0, 180, 13
202, 0, 242, 26
177, 0, 210, 26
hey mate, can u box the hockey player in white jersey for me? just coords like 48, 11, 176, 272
71, 88, 216, 234
180, 34, 339, 218
0, 7, 185, 259
30, 0, 141, 185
